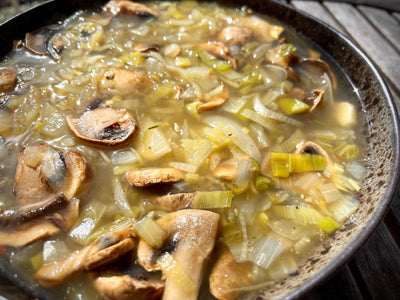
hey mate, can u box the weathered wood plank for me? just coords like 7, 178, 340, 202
323, 2, 400, 91
302, 265, 364, 300
358, 5, 400, 53
349, 223, 400, 299
291, 0, 347, 35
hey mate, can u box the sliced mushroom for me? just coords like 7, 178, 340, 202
297, 58, 338, 92
92, 274, 164, 300
14, 144, 89, 206
198, 41, 238, 70
137, 209, 220, 300
217, 26, 252, 46
149, 192, 196, 212
213, 160, 237, 181
0, 197, 79, 248
303, 89, 324, 112
67, 107, 137, 145
34, 227, 136, 287
198, 87, 229, 111
133, 43, 160, 53
0, 144, 88, 247
0, 193, 68, 226
294, 141, 333, 167
126, 168, 184, 187
283, 87, 324, 113
239, 17, 283, 42
209, 244, 253, 300
25, 25, 62, 56
105, 0, 159, 18
0, 68, 17, 93
99, 68, 153, 97
84, 227, 136, 270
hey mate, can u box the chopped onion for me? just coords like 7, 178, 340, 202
327, 196, 359, 223
42, 240, 69, 265
169, 161, 197, 173
114, 178, 136, 218
182, 138, 212, 170
134, 216, 166, 248
271, 205, 324, 226
69, 201, 106, 245
111, 148, 142, 165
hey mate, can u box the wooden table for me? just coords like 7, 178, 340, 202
0, 0, 399, 299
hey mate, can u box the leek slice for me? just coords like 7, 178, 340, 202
145, 82, 176, 106
255, 176, 275, 191
30, 252, 43, 271
277, 98, 310, 115
254, 98, 302, 127
114, 178, 136, 218
182, 138, 212, 171
111, 148, 142, 166
169, 161, 197, 173
134, 216, 166, 248
240, 109, 276, 131
157, 253, 197, 294
268, 254, 298, 281
191, 191, 233, 209
231, 159, 254, 194
203, 116, 261, 162
326, 197, 359, 223
271, 205, 324, 226
249, 237, 283, 269
270, 153, 327, 177
317, 216, 340, 234
319, 182, 343, 203
69, 201, 107, 246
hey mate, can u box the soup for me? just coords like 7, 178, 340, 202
0, 1, 367, 299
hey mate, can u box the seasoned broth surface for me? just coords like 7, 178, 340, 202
0, 1, 367, 299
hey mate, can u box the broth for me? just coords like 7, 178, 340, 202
0, 1, 367, 299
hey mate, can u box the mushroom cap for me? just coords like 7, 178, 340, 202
198, 41, 238, 70
209, 244, 253, 300
297, 58, 338, 92
99, 68, 153, 97
198, 87, 229, 111
84, 227, 136, 270
137, 210, 220, 299
34, 227, 136, 287
218, 26, 252, 46
0, 68, 17, 93
149, 192, 196, 212
25, 25, 62, 56
13, 144, 89, 206
92, 274, 164, 300
67, 107, 137, 145
105, 0, 159, 17
294, 141, 333, 167
126, 168, 184, 187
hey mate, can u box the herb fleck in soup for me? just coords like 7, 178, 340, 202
0, 1, 367, 299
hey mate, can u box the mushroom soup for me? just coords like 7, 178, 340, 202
0, 1, 368, 299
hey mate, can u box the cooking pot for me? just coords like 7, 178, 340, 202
0, 0, 399, 299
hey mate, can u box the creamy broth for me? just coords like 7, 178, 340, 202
0, 1, 367, 299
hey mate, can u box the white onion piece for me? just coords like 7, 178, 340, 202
249, 237, 283, 269
203, 115, 261, 162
